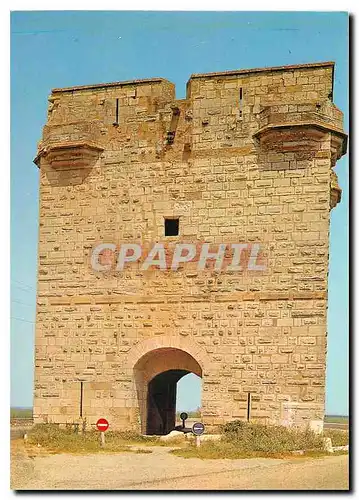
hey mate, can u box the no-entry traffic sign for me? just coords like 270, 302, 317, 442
96, 418, 109, 432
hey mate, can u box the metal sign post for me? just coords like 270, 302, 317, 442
180, 412, 188, 429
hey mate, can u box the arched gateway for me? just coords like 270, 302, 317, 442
126, 337, 207, 434
134, 348, 201, 434
33, 62, 346, 434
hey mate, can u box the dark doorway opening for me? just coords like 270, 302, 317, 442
146, 369, 188, 435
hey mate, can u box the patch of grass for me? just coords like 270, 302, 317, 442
106, 430, 160, 445
324, 415, 349, 424
170, 442, 273, 460
170, 443, 346, 461
156, 436, 188, 447
167, 436, 187, 445
106, 431, 187, 447
131, 448, 153, 454
27, 424, 153, 455
10, 408, 33, 419
323, 429, 349, 446
170, 442, 325, 460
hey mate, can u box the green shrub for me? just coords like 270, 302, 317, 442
10, 407, 33, 419
323, 429, 349, 447
221, 420, 246, 434
220, 420, 324, 453
172, 421, 330, 459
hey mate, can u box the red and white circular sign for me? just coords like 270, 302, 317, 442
96, 418, 109, 432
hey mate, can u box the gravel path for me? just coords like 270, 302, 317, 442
11, 441, 349, 490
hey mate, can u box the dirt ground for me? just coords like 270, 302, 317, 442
11, 439, 349, 491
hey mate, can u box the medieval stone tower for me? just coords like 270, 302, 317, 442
33, 62, 346, 434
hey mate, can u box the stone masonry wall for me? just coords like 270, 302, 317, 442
33, 62, 347, 433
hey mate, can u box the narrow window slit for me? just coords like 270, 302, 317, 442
113, 98, 119, 126
166, 107, 180, 145
239, 87, 243, 119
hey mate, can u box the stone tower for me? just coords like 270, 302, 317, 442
33, 62, 347, 434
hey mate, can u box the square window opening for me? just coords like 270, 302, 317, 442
165, 218, 179, 236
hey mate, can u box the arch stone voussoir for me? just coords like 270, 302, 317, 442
125, 336, 210, 371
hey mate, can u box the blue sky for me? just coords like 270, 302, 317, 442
10, 11, 348, 414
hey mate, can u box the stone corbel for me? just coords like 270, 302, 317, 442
34, 141, 104, 169
328, 132, 347, 210
330, 170, 342, 210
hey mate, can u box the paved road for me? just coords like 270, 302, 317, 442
323, 422, 349, 431
11, 441, 349, 491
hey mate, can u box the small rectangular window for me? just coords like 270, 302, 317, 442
165, 218, 179, 236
